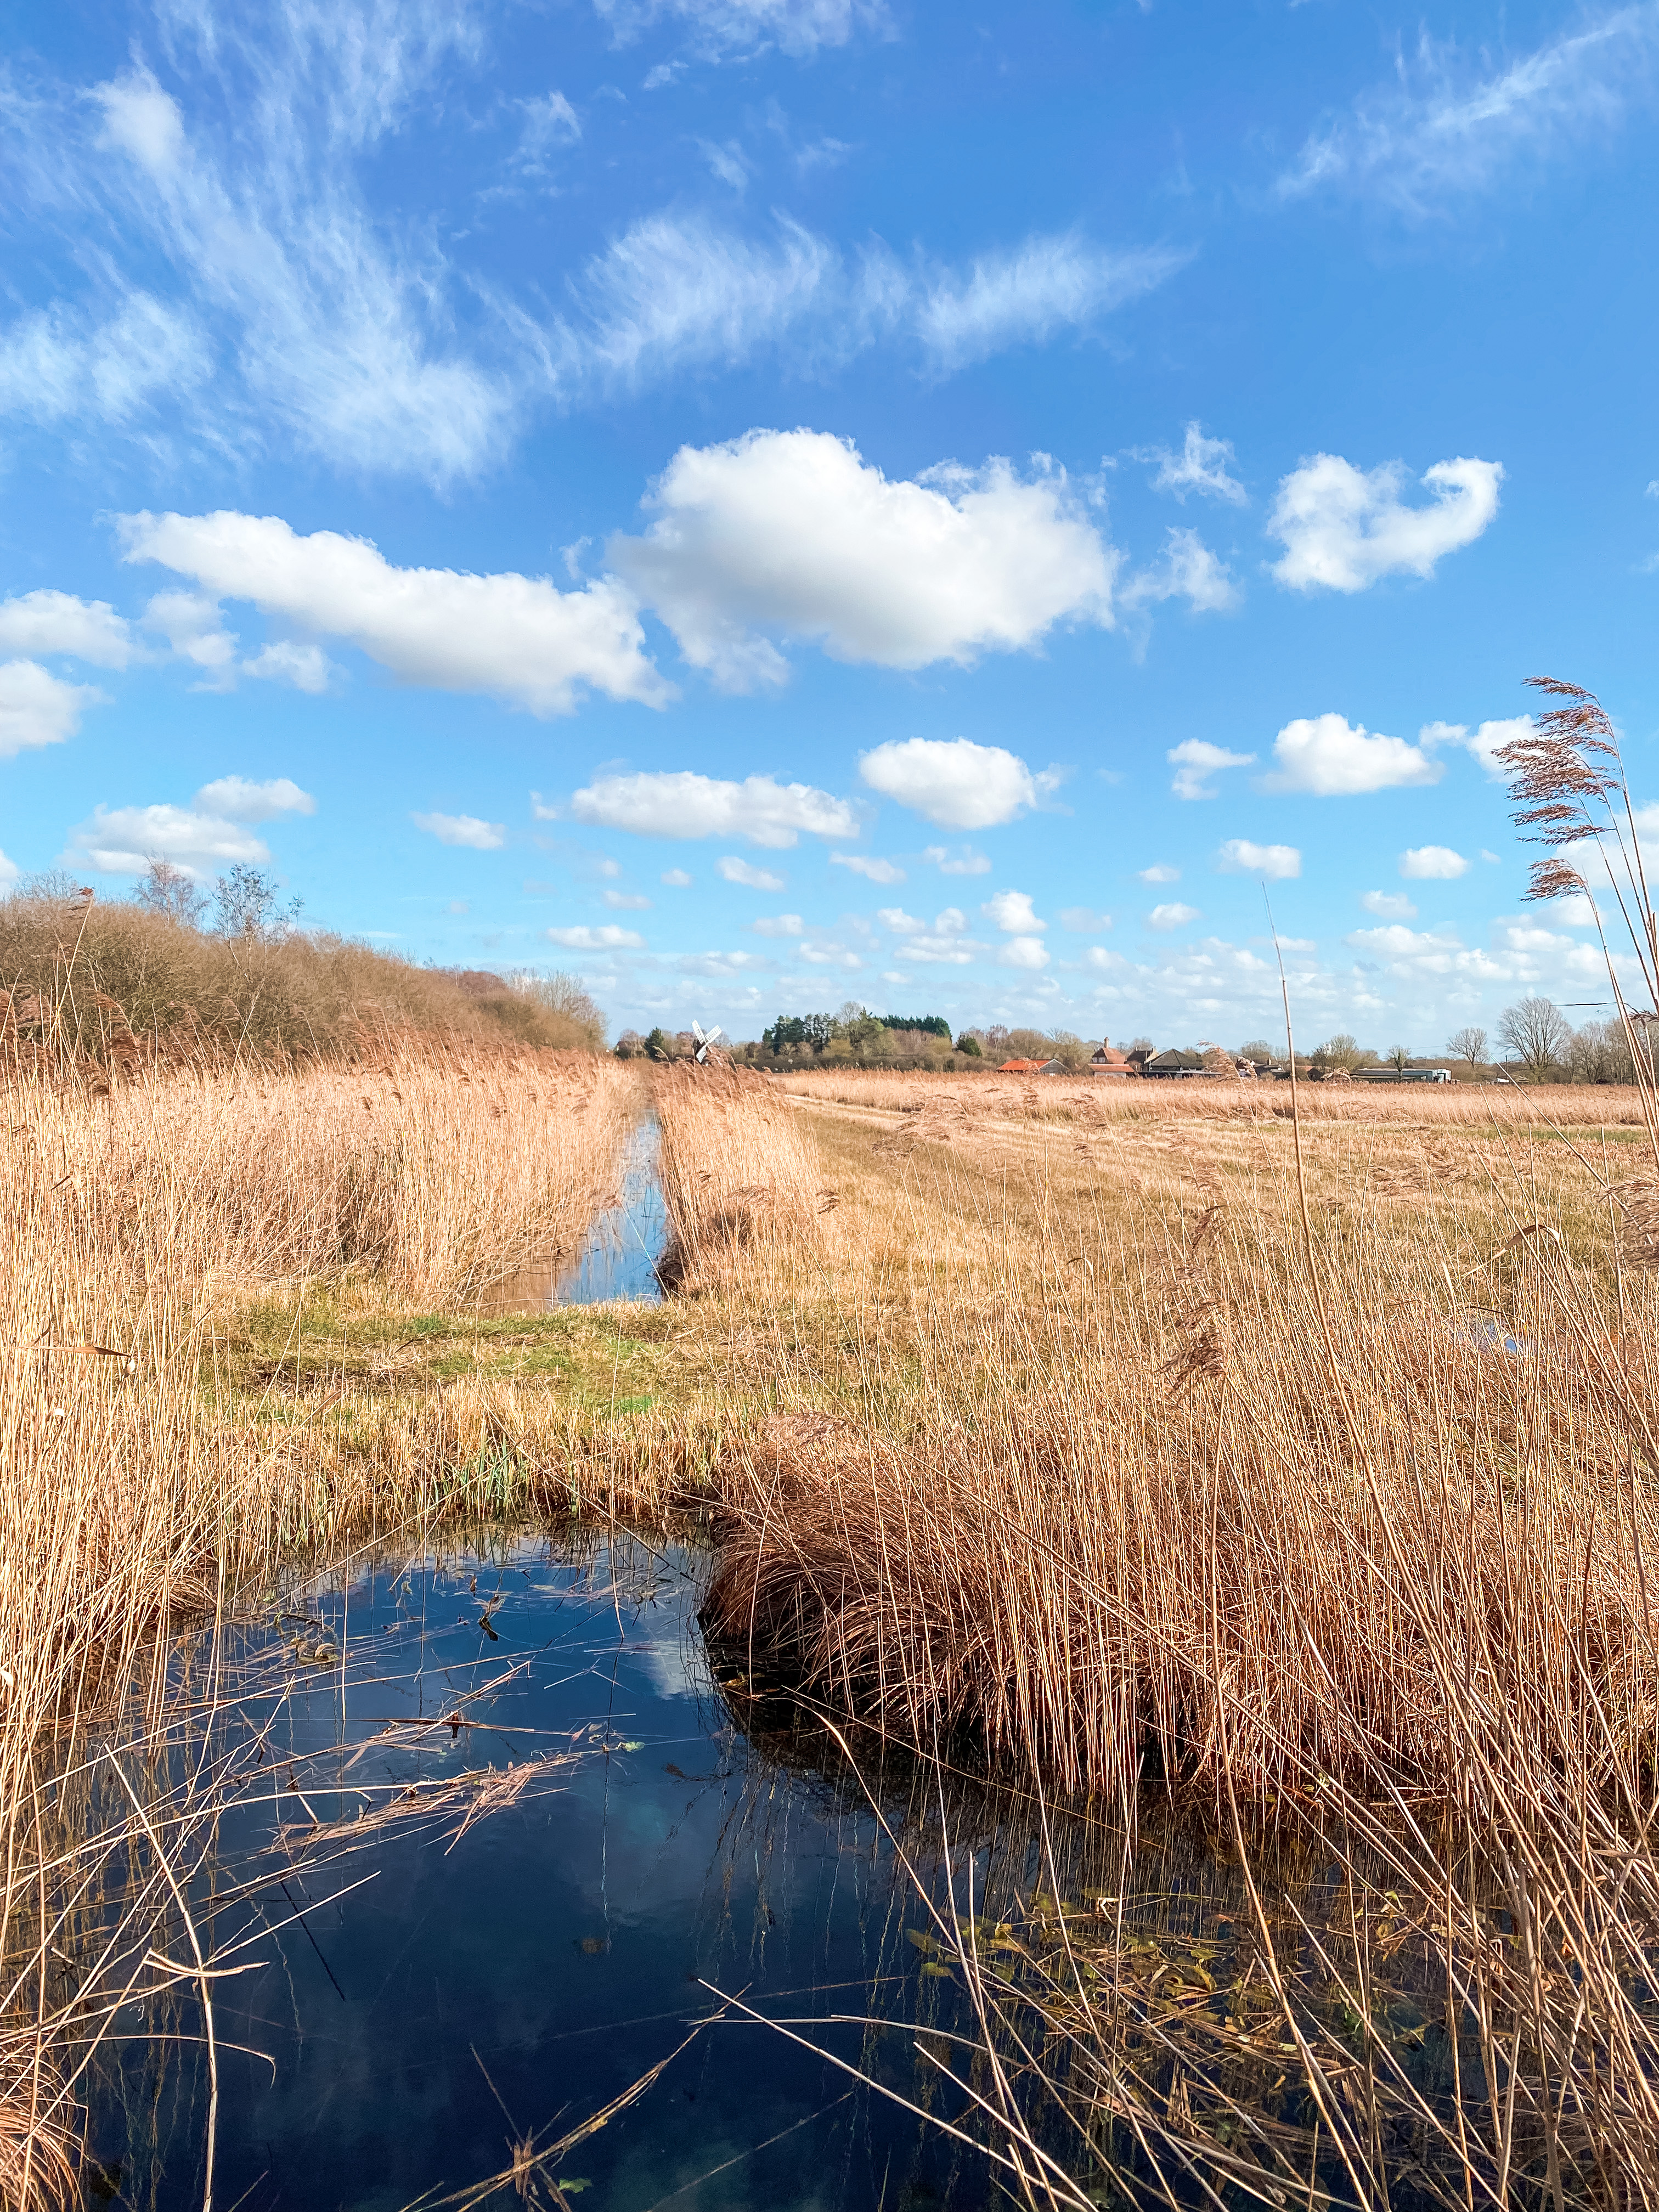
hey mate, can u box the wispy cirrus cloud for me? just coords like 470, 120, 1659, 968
592, 0, 889, 61
2, 12, 1183, 486
1278, 8, 1659, 213
550, 216, 1187, 405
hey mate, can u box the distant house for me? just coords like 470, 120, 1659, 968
1143, 1048, 1206, 1078
998, 1057, 1054, 1073
1090, 1045, 1137, 1078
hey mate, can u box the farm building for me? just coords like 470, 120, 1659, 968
1090, 1046, 1136, 1077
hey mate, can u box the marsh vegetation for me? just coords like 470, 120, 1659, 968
5, 684, 1659, 2207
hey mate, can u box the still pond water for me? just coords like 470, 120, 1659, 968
87, 1532, 997, 2212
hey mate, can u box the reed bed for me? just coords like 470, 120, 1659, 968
0, 1043, 636, 2192
778, 1065, 1658, 1127
669, 1044, 1659, 2201
652, 1063, 830, 1291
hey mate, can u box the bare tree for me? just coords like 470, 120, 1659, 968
134, 857, 208, 928
1498, 996, 1569, 1080
1385, 1042, 1411, 1075
1313, 1031, 1359, 1070
1447, 1025, 1487, 1075
213, 864, 301, 941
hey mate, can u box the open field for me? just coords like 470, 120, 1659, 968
5, 1053, 1659, 2201
778, 1063, 1659, 1125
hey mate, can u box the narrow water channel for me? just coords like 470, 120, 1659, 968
83, 1533, 983, 2211
488, 1114, 669, 1314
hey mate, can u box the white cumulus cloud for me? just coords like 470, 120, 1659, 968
661, 868, 693, 886
862, 737, 1057, 829
414, 812, 505, 850
1400, 844, 1469, 879
1262, 714, 1443, 796
548, 923, 646, 949
121, 510, 669, 715
1147, 902, 1199, 929
716, 854, 787, 889
924, 843, 992, 875
1138, 862, 1180, 883
65, 773, 311, 876
1121, 528, 1239, 616
831, 852, 905, 884
242, 640, 333, 693
93, 67, 185, 173
0, 591, 137, 668
1133, 421, 1247, 504
1269, 455, 1503, 592
1420, 715, 1531, 781
877, 907, 923, 933
196, 776, 315, 821
1168, 741, 1254, 801
1361, 890, 1417, 919
0, 662, 109, 758
612, 431, 1116, 689
569, 769, 856, 847
1216, 839, 1301, 879
1000, 935, 1049, 969
143, 591, 239, 686
603, 889, 651, 909
752, 912, 804, 936
982, 888, 1045, 933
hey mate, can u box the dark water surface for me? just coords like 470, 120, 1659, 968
87, 1532, 983, 2212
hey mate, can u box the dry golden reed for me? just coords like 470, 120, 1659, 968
0, 1044, 635, 2189
652, 1062, 829, 1290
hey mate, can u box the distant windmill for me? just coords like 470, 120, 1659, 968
691, 1019, 723, 1065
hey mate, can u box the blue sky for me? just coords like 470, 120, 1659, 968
2, 0, 1656, 1049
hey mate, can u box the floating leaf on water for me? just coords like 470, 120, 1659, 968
478, 1615, 500, 1642
919, 1961, 955, 1980
622, 1740, 645, 1752
557, 2181, 591, 2195
905, 1928, 939, 1955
